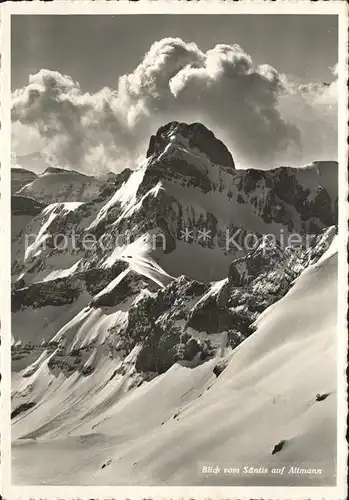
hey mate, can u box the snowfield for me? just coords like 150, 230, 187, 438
12, 238, 338, 486
16, 167, 105, 205
10, 122, 341, 488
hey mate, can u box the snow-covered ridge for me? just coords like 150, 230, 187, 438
11, 167, 37, 195
13, 166, 107, 204
11, 121, 338, 290
12, 236, 338, 486
11, 121, 338, 485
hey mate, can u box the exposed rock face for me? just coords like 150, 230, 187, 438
11, 121, 337, 407
80, 121, 337, 282
147, 121, 236, 170
12, 122, 338, 288
234, 165, 337, 232
188, 226, 336, 343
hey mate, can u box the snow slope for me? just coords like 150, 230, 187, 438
78, 123, 337, 281
17, 167, 105, 204
11, 167, 37, 195
12, 238, 338, 486
10, 122, 338, 296
11, 122, 339, 487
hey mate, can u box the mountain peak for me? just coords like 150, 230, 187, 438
41, 166, 91, 178
42, 166, 71, 175
146, 121, 235, 170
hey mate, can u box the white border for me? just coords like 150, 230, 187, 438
1, 1, 348, 499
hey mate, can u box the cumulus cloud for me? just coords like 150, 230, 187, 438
12, 70, 138, 174
11, 38, 337, 173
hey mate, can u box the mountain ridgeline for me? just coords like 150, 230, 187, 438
11, 121, 337, 447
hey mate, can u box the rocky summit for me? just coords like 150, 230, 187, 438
11, 122, 338, 486
11, 121, 338, 370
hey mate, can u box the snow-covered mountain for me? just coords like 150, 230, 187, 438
12, 165, 108, 205
12, 235, 339, 486
11, 121, 338, 486
11, 121, 337, 284
13, 152, 48, 175
11, 167, 38, 195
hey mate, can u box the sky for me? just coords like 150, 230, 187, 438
11, 15, 338, 173
12, 15, 338, 91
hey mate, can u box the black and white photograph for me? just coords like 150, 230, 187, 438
1, 1, 347, 497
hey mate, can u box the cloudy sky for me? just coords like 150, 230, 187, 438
11, 15, 338, 173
